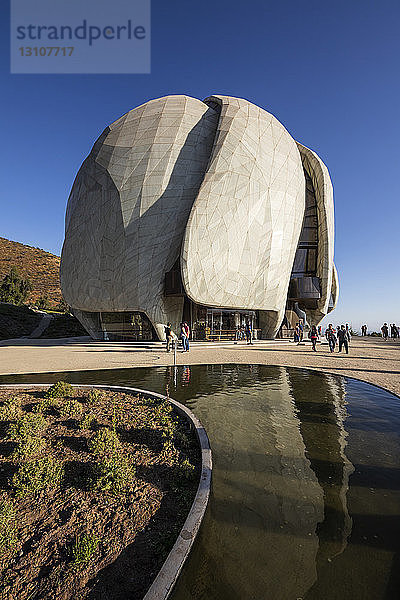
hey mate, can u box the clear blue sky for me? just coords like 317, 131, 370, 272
1, 0, 399, 331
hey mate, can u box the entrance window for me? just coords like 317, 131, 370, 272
188, 302, 257, 340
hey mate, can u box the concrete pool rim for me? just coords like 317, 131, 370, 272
0, 383, 213, 600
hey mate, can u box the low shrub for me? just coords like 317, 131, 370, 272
70, 532, 98, 567
59, 399, 84, 419
86, 389, 104, 405
34, 397, 57, 414
12, 457, 62, 497
92, 455, 135, 494
79, 413, 96, 431
45, 381, 74, 399
162, 423, 176, 442
88, 428, 120, 457
168, 458, 196, 489
179, 458, 196, 480
153, 403, 174, 428
12, 434, 46, 459
0, 397, 22, 421
160, 439, 180, 465
7, 412, 46, 440
0, 500, 18, 555
174, 431, 191, 452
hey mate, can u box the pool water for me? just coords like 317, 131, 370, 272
1, 365, 399, 600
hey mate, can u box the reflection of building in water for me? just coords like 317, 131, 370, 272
287, 368, 354, 595
172, 366, 325, 600
323, 374, 354, 558
262, 367, 325, 597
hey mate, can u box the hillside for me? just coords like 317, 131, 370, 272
0, 237, 62, 307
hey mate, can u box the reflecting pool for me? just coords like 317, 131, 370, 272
1, 365, 399, 599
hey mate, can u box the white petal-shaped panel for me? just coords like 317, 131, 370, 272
181, 96, 305, 313
328, 263, 339, 314
61, 95, 219, 335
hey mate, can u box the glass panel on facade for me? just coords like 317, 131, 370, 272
301, 227, 318, 243
307, 248, 317, 273
290, 168, 318, 279
188, 302, 258, 340
292, 248, 307, 273
304, 215, 318, 228
100, 311, 155, 341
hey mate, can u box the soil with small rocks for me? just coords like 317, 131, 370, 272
0, 387, 200, 600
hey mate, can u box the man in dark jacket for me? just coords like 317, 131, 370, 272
325, 324, 337, 353
337, 325, 350, 354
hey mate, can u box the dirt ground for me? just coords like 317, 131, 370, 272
0, 336, 399, 398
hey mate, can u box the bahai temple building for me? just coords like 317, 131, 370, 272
60, 94, 338, 341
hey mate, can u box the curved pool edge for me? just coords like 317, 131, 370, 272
0, 383, 213, 600
1, 360, 399, 402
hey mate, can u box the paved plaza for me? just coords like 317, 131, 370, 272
0, 336, 399, 398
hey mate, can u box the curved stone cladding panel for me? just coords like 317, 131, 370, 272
61, 96, 219, 339
328, 263, 339, 314
296, 143, 335, 325
181, 95, 305, 337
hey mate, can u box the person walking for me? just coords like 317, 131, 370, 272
245, 320, 253, 345
326, 324, 337, 353
309, 325, 318, 351
164, 322, 173, 352
294, 323, 300, 343
338, 325, 349, 354
298, 320, 304, 342
381, 323, 389, 341
361, 324, 367, 336
345, 324, 351, 344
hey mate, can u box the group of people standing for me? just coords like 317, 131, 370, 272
293, 321, 304, 343
164, 321, 190, 352
234, 321, 253, 344
294, 321, 351, 353
324, 324, 351, 354
381, 323, 399, 341
164, 319, 256, 352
